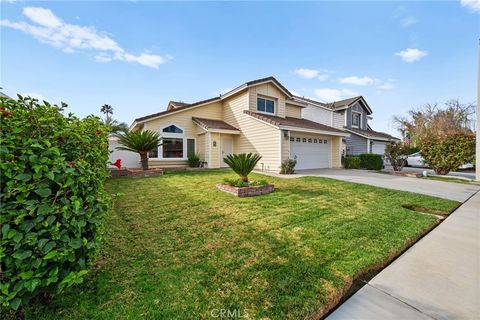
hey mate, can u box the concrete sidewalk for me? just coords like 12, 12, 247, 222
259, 169, 480, 202
326, 191, 480, 320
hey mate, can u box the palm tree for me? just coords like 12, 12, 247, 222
100, 104, 114, 122
116, 130, 161, 170
104, 117, 129, 135
223, 153, 262, 182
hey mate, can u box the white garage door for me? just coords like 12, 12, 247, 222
290, 136, 331, 169
371, 141, 386, 155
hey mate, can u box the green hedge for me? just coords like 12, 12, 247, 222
359, 153, 383, 170
343, 156, 361, 169
0, 96, 111, 311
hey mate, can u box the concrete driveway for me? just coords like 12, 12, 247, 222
262, 169, 480, 202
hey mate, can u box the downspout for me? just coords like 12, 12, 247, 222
367, 138, 370, 153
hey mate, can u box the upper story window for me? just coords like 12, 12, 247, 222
257, 97, 275, 114
352, 112, 361, 128
162, 125, 183, 134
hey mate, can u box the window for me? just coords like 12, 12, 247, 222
319, 140, 323, 144
308, 138, 312, 143
302, 138, 307, 142
314, 139, 318, 143
324, 140, 328, 144
257, 97, 275, 114
187, 138, 195, 156
290, 137, 295, 142
163, 138, 183, 158
352, 112, 361, 127
162, 125, 183, 134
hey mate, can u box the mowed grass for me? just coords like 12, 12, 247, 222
27, 169, 458, 319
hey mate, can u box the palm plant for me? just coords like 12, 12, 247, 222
116, 130, 161, 170
104, 117, 129, 135
223, 153, 262, 182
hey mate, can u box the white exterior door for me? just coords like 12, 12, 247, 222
221, 138, 233, 167
290, 136, 331, 169
371, 141, 386, 155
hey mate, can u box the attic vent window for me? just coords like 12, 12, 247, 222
162, 125, 183, 134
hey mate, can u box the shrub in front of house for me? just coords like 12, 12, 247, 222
280, 157, 297, 174
359, 153, 383, 170
384, 141, 409, 171
421, 133, 475, 175
187, 152, 201, 168
0, 96, 111, 311
343, 156, 361, 169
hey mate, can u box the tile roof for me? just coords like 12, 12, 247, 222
192, 117, 240, 131
244, 110, 346, 134
347, 127, 399, 140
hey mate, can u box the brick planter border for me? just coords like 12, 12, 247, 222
216, 183, 274, 197
390, 171, 422, 178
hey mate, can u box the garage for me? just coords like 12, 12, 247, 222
290, 136, 331, 169
371, 140, 387, 155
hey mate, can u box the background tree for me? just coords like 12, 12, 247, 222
100, 104, 128, 135
116, 130, 161, 170
384, 141, 409, 172
394, 99, 476, 174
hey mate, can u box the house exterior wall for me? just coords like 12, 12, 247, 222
144, 101, 223, 168
302, 104, 334, 127
345, 133, 368, 155
248, 83, 286, 118
346, 101, 368, 130
331, 136, 342, 168
285, 103, 302, 118
333, 111, 345, 129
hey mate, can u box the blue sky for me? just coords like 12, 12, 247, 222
1, 1, 478, 135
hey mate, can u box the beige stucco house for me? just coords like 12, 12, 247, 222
129, 77, 349, 172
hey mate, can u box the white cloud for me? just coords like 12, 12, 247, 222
461, 0, 480, 12
395, 48, 428, 62
314, 88, 357, 102
400, 16, 417, 28
294, 68, 329, 80
377, 83, 395, 91
0, 7, 171, 68
338, 76, 374, 86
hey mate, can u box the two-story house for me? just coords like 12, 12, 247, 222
297, 96, 399, 156
129, 77, 349, 171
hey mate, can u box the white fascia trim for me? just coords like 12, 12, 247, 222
244, 113, 280, 129
219, 84, 248, 100
281, 126, 350, 137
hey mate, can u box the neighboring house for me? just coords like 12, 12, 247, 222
298, 95, 399, 156
130, 76, 349, 171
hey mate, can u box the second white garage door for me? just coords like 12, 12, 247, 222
290, 136, 331, 169
371, 141, 387, 155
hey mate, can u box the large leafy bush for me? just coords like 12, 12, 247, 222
359, 153, 383, 170
0, 96, 111, 311
223, 153, 262, 182
421, 133, 475, 175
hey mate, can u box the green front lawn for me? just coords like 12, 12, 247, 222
27, 170, 458, 319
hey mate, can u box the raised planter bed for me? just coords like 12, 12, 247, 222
389, 171, 422, 178
110, 168, 164, 178
216, 183, 274, 197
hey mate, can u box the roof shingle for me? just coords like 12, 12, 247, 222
192, 117, 240, 131
347, 127, 399, 140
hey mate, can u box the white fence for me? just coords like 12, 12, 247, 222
108, 137, 141, 169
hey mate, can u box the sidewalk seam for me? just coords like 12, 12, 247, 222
366, 283, 439, 320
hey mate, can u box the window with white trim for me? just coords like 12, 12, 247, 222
163, 138, 183, 158
257, 97, 275, 114
148, 124, 195, 160
352, 112, 361, 128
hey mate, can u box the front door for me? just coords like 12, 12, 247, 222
221, 138, 233, 167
